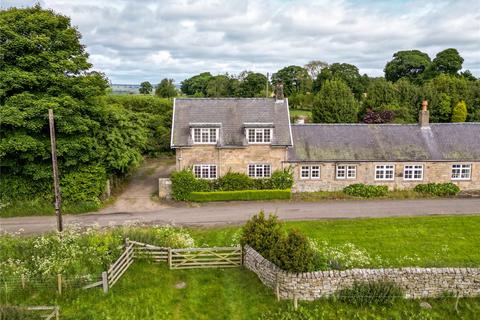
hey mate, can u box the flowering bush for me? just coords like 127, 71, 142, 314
311, 240, 372, 270
118, 225, 195, 248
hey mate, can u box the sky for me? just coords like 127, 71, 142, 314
2, 0, 480, 84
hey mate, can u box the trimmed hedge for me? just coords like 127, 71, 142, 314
188, 189, 291, 202
343, 183, 388, 198
414, 183, 460, 196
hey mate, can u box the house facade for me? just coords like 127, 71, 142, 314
171, 96, 480, 192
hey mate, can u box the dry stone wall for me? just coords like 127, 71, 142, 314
243, 246, 480, 301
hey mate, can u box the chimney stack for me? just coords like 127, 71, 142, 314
275, 83, 284, 102
419, 100, 429, 127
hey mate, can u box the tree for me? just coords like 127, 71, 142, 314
271, 65, 312, 96
363, 78, 397, 112
312, 79, 358, 123
0, 6, 148, 205
451, 100, 467, 122
239, 72, 268, 97
180, 72, 212, 96
206, 75, 231, 97
432, 48, 464, 75
155, 79, 177, 98
314, 63, 366, 99
304, 60, 328, 80
139, 81, 153, 94
384, 50, 431, 83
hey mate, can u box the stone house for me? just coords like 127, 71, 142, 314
171, 95, 480, 192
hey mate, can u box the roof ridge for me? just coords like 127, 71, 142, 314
176, 97, 275, 100
291, 122, 480, 126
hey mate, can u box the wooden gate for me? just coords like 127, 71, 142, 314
169, 247, 242, 269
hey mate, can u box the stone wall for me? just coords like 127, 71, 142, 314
243, 246, 480, 300
176, 145, 288, 176
290, 161, 480, 192
158, 178, 172, 199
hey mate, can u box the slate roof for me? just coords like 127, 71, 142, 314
171, 98, 293, 147
288, 123, 480, 162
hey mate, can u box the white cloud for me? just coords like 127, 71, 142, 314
3, 0, 480, 83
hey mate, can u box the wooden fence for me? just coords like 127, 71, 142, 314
80, 240, 242, 293
26, 306, 59, 320
170, 247, 242, 269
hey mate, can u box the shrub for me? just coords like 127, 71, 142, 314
240, 211, 284, 261
252, 178, 273, 190
170, 169, 212, 200
414, 183, 460, 196
337, 281, 403, 306
216, 172, 253, 191
269, 169, 294, 189
343, 183, 388, 198
272, 229, 317, 272
188, 189, 291, 202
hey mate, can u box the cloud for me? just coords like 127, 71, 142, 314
3, 0, 480, 83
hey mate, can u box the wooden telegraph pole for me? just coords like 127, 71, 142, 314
48, 109, 63, 232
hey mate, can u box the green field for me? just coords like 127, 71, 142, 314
4, 215, 480, 319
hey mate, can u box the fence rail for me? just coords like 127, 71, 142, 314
107, 242, 134, 288
26, 306, 60, 320
170, 246, 242, 269
129, 240, 169, 262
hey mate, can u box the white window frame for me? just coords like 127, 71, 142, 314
451, 164, 471, 181
192, 128, 218, 144
248, 164, 271, 178
336, 165, 356, 180
246, 128, 272, 144
193, 164, 217, 179
403, 164, 424, 181
300, 165, 320, 180
375, 165, 395, 181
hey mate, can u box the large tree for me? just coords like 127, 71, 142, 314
139, 81, 153, 94
312, 79, 358, 123
180, 72, 212, 96
431, 48, 464, 75
155, 79, 177, 98
314, 63, 367, 98
0, 6, 147, 205
271, 65, 312, 96
239, 72, 268, 97
304, 60, 328, 80
206, 75, 231, 97
384, 50, 431, 83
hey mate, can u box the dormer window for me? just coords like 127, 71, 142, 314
247, 128, 272, 144
192, 128, 218, 144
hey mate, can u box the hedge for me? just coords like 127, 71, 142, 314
413, 183, 460, 196
343, 183, 388, 198
187, 189, 291, 202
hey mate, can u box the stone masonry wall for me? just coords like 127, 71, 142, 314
243, 246, 480, 301
177, 145, 288, 176
291, 161, 480, 192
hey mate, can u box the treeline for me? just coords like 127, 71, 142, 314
179, 50, 480, 123
0, 6, 172, 212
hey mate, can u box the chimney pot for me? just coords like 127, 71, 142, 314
419, 100, 429, 127
422, 100, 428, 112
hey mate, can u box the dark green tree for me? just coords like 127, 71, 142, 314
314, 63, 366, 99
431, 48, 464, 75
206, 75, 231, 97
155, 79, 177, 98
312, 79, 358, 123
271, 65, 312, 96
180, 72, 212, 96
239, 72, 268, 97
384, 50, 431, 83
0, 6, 147, 206
363, 78, 397, 111
139, 81, 153, 94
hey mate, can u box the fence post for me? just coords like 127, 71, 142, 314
168, 248, 172, 269
293, 294, 298, 311
102, 271, 109, 294
21, 274, 26, 289
275, 276, 280, 302
57, 274, 62, 295
55, 306, 60, 320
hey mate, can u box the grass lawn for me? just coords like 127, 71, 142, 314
13, 262, 480, 319
188, 215, 480, 268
